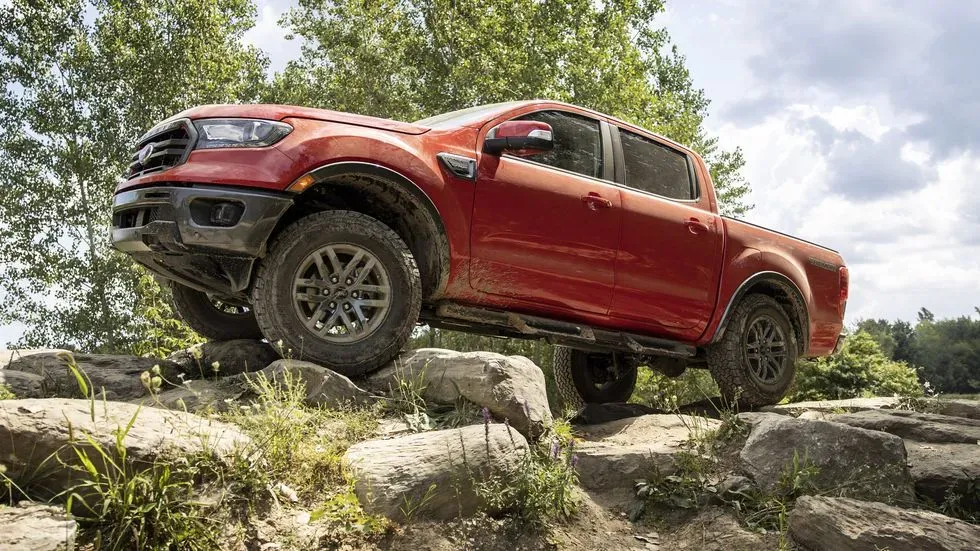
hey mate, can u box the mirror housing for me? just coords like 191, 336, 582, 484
484, 120, 554, 155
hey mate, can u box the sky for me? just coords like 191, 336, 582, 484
2, 0, 978, 346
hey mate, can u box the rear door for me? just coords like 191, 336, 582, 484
469, 109, 622, 314
609, 126, 724, 336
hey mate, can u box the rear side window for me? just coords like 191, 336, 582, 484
514, 110, 602, 179
620, 129, 694, 200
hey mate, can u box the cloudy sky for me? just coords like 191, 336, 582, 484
2, 0, 977, 346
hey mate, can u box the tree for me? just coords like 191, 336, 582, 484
0, 0, 266, 353
271, 0, 751, 215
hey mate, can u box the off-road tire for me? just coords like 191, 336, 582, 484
706, 293, 798, 407
251, 210, 421, 377
170, 282, 264, 340
553, 345, 638, 410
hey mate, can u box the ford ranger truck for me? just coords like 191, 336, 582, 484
111, 101, 848, 407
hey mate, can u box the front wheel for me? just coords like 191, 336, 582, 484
706, 293, 798, 407
170, 282, 264, 341
553, 346, 638, 410
251, 210, 421, 377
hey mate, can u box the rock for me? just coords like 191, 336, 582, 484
4, 351, 182, 400
168, 340, 280, 378
343, 423, 528, 520
763, 397, 901, 415
668, 506, 767, 551
737, 413, 913, 502
789, 495, 980, 551
370, 348, 551, 438
570, 402, 659, 425
1, 349, 65, 370
144, 378, 248, 412
0, 398, 249, 496
905, 441, 980, 510
933, 399, 980, 420
255, 360, 374, 408
0, 370, 44, 399
830, 409, 980, 444
0, 502, 77, 550
575, 414, 721, 490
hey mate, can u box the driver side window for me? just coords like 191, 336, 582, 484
514, 110, 602, 179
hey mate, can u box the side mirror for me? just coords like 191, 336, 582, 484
483, 120, 554, 155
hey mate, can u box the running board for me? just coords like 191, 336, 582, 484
428, 302, 696, 359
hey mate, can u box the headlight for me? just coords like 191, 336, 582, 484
192, 118, 292, 149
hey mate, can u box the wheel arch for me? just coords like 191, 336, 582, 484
270, 161, 451, 301
712, 271, 810, 355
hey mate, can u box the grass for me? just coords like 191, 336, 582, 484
0, 383, 13, 400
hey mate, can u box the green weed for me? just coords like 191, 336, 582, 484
0, 384, 13, 400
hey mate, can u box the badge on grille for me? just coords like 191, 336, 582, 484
137, 143, 155, 165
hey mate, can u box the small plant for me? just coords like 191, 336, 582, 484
60, 412, 221, 550
726, 451, 820, 538
0, 384, 14, 400
386, 360, 432, 432
311, 482, 391, 535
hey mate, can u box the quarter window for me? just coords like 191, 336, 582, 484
513, 110, 602, 179
620, 129, 694, 200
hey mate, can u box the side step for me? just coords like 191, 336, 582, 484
426, 302, 696, 359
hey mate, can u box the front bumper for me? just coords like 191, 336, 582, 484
111, 185, 292, 296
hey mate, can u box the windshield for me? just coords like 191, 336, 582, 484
413, 101, 525, 129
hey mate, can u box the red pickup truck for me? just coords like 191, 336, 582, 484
111, 100, 847, 407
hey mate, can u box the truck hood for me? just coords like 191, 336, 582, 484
165, 104, 431, 135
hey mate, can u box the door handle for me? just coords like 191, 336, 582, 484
581, 192, 613, 210
685, 217, 709, 234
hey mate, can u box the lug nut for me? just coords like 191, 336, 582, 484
351, 291, 359, 298
329, 302, 336, 309
345, 278, 353, 285
321, 289, 330, 295
330, 276, 339, 283
344, 303, 352, 311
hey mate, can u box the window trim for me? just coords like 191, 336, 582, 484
610, 125, 702, 204
496, 108, 614, 183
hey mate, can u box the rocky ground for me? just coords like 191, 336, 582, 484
1, 344, 979, 550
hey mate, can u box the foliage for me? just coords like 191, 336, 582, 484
0, 384, 13, 400
789, 331, 922, 402
0, 0, 265, 353
311, 482, 391, 536
631, 367, 720, 409
473, 421, 579, 528
274, 0, 752, 216
128, 275, 204, 358
61, 411, 220, 550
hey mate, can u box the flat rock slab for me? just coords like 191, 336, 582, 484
905, 441, 980, 509
344, 423, 528, 520
257, 359, 374, 408
168, 340, 281, 378
575, 414, 721, 490
0, 502, 76, 551
830, 409, 980, 444
764, 397, 901, 414
789, 495, 980, 551
370, 348, 552, 438
3, 350, 182, 400
0, 398, 249, 497
738, 413, 913, 502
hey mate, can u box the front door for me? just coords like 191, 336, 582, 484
469, 109, 621, 314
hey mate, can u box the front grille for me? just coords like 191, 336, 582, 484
127, 119, 195, 179
113, 205, 173, 229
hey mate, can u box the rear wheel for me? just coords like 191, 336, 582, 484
170, 282, 263, 341
706, 294, 798, 407
553, 346, 638, 410
251, 210, 421, 377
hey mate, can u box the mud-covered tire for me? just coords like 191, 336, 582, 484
170, 282, 264, 341
553, 345, 638, 410
251, 210, 421, 377
706, 294, 798, 407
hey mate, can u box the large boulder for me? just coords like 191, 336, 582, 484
737, 413, 913, 502
0, 502, 77, 551
789, 495, 980, 551
3, 350, 182, 400
830, 409, 980, 444
0, 370, 44, 399
369, 349, 551, 438
0, 398, 249, 497
255, 359, 374, 408
905, 441, 980, 510
344, 423, 528, 520
168, 340, 281, 378
575, 414, 721, 490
